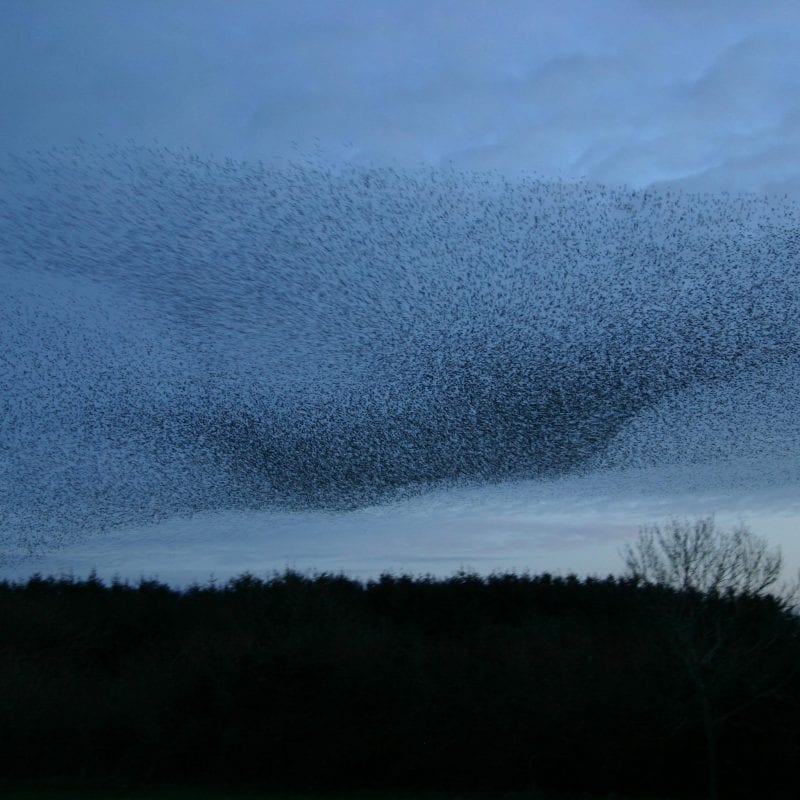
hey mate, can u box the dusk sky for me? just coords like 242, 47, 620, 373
2, 1, 800, 586
4, 0, 800, 194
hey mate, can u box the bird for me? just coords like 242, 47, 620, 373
1, 140, 799, 557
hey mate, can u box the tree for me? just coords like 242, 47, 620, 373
621, 517, 796, 800
622, 515, 783, 596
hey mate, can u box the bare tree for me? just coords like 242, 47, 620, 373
621, 517, 794, 800
622, 515, 783, 596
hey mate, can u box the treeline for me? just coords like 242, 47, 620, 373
1, 569, 798, 798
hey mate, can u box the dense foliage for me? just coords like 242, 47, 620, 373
1, 569, 798, 798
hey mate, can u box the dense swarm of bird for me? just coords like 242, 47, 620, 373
1, 142, 799, 554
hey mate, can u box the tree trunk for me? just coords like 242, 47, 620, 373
700, 694, 719, 800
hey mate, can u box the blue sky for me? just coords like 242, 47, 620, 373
3, 0, 800, 194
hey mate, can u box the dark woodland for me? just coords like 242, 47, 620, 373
1, 569, 798, 799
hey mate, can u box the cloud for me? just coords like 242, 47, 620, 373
2, 1, 800, 194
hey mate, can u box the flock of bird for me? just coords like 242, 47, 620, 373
1, 141, 799, 556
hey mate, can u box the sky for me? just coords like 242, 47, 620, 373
2, 1, 800, 586
3, 0, 800, 195
6, 464, 800, 589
